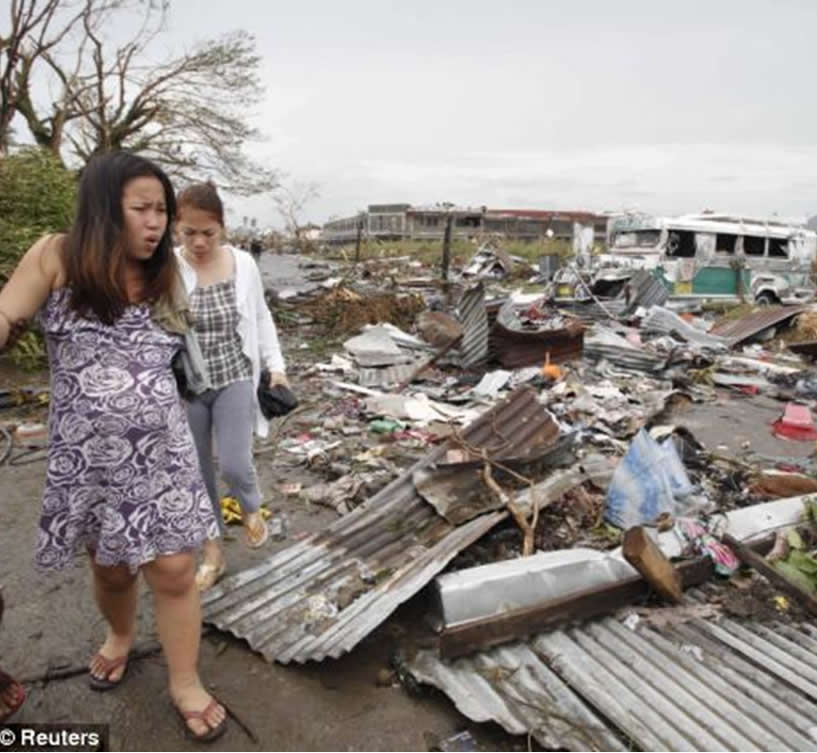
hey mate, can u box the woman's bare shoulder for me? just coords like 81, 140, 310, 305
30, 233, 68, 290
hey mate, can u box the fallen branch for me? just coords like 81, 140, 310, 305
483, 460, 535, 556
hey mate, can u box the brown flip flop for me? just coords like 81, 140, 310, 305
0, 674, 25, 723
175, 698, 228, 743
88, 653, 128, 691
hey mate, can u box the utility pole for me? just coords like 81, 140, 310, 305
441, 212, 453, 282
355, 213, 364, 263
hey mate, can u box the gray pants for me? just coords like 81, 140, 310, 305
187, 380, 261, 535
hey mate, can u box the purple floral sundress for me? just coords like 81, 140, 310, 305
35, 288, 218, 572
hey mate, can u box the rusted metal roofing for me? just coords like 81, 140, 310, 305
202, 387, 559, 663
492, 322, 584, 369
710, 305, 807, 346
410, 585, 817, 751
787, 340, 817, 360
491, 300, 585, 369
413, 431, 569, 526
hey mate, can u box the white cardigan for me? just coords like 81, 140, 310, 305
175, 245, 286, 438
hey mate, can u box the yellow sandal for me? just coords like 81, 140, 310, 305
195, 560, 226, 592
244, 512, 269, 549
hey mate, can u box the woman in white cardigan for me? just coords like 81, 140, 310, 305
175, 182, 288, 591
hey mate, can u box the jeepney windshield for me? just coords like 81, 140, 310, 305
612, 229, 662, 250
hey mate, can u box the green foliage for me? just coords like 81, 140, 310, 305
326, 237, 583, 268
503, 238, 574, 261
0, 148, 76, 278
8, 330, 47, 372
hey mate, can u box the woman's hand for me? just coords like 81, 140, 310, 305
266, 370, 289, 388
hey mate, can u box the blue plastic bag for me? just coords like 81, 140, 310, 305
605, 429, 694, 530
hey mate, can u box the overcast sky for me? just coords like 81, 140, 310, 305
151, 0, 817, 226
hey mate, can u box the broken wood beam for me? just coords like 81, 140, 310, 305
622, 526, 682, 603
394, 335, 462, 393
439, 556, 713, 660
723, 533, 817, 618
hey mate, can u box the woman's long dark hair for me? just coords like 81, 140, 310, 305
64, 151, 178, 324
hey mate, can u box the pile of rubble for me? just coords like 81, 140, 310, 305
225, 245, 817, 749
10, 244, 817, 750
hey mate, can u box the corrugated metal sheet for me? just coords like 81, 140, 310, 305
410, 586, 817, 751
627, 269, 669, 309
642, 306, 730, 350
710, 305, 807, 346
583, 343, 666, 372
453, 283, 489, 367
552, 300, 629, 323
492, 322, 584, 369
410, 642, 627, 751
202, 387, 554, 663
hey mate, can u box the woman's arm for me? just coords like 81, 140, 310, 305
0, 235, 63, 350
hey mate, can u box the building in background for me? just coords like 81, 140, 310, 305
321, 203, 608, 246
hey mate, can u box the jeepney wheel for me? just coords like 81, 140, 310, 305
755, 291, 777, 306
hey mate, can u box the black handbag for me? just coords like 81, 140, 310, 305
171, 350, 194, 400
257, 369, 298, 419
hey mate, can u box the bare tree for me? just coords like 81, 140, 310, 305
0, 0, 90, 154
273, 181, 320, 252
5, 0, 277, 193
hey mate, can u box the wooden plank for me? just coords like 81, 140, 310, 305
439, 557, 713, 660
394, 334, 462, 393
723, 533, 817, 618
622, 526, 682, 603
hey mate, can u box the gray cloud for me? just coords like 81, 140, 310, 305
147, 0, 817, 226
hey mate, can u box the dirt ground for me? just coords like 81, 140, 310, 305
1, 256, 815, 751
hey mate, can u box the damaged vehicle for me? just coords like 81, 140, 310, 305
550, 213, 817, 306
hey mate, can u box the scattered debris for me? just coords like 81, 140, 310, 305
772, 403, 817, 441
492, 298, 584, 368
14, 238, 817, 749
723, 532, 817, 617
462, 245, 513, 279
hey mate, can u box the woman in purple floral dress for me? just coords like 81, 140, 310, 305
0, 152, 227, 741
